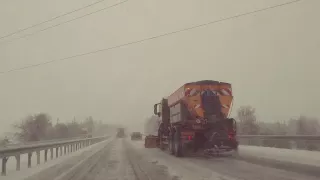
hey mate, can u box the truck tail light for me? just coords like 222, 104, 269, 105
228, 131, 235, 140
186, 135, 193, 140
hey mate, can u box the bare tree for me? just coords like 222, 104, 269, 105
54, 123, 69, 138
83, 116, 95, 134
14, 113, 53, 141
292, 116, 320, 135
237, 106, 259, 135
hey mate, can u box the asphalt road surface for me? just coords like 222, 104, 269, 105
27, 138, 320, 180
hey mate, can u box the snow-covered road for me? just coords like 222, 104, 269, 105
5, 137, 319, 180
26, 138, 319, 180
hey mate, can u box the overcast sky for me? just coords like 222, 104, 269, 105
0, 0, 318, 134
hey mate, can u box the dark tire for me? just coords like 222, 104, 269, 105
173, 127, 184, 157
168, 132, 175, 154
159, 132, 165, 150
158, 124, 165, 150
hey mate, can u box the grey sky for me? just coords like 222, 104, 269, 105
0, 0, 318, 134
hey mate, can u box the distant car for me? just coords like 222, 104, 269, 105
117, 128, 125, 138
87, 134, 92, 138
131, 132, 142, 140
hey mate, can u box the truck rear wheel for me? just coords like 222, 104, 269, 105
159, 132, 165, 150
173, 127, 184, 157
168, 132, 174, 154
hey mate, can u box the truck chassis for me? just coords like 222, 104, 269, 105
146, 121, 238, 157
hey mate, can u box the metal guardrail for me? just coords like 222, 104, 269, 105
0, 136, 88, 149
237, 135, 320, 140
2, 136, 86, 146
237, 135, 320, 151
141, 133, 320, 149
0, 136, 109, 176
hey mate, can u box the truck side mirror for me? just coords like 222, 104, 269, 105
154, 103, 160, 117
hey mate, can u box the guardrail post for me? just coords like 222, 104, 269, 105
36, 151, 40, 165
64, 146, 66, 154
60, 146, 62, 156
50, 148, 54, 159
15, 155, 20, 171
1, 157, 8, 176
44, 149, 48, 162
28, 153, 32, 168
56, 147, 59, 158
289, 140, 296, 149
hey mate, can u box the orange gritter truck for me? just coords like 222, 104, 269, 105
144, 80, 238, 157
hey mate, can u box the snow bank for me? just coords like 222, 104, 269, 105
238, 145, 320, 176
239, 145, 320, 167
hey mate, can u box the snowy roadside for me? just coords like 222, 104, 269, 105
2, 138, 112, 180
237, 145, 320, 176
238, 145, 320, 167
